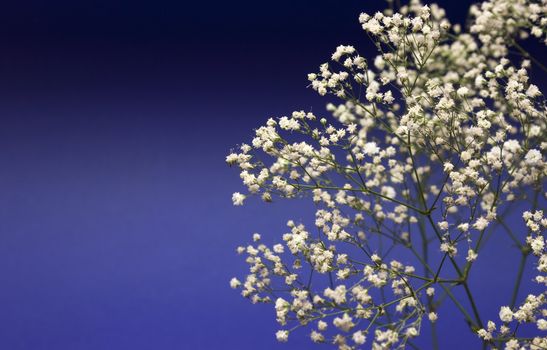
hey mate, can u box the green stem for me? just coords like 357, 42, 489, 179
431, 321, 440, 350
510, 252, 529, 309
462, 281, 484, 329
408, 245, 477, 328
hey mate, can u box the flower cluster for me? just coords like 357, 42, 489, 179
228, 0, 546, 348
476, 211, 547, 349
230, 226, 429, 349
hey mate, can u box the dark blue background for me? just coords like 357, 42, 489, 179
0, 1, 543, 349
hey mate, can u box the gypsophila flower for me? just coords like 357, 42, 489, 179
352, 331, 366, 345
228, 0, 547, 348
232, 192, 246, 206
229, 277, 241, 289
333, 313, 355, 332
311, 330, 324, 343
473, 217, 490, 231
499, 306, 513, 323
466, 249, 478, 262
276, 330, 289, 342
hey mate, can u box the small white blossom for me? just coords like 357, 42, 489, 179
232, 192, 246, 206
499, 306, 513, 323
229, 277, 241, 289
276, 330, 289, 342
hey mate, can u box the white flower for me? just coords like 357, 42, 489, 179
279, 116, 300, 131
363, 142, 380, 156
331, 45, 355, 62
324, 285, 347, 304
273, 244, 284, 254
443, 162, 454, 172
276, 330, 289, 342
526, 84, 541, 97
531, 26, 542, 37
440, 242, 457, 257
352, 331, 366, 345
499, 306, 513, 323
457, 223, 469, 232
405, 327, 418, 338
525, 149, 542, 165
419, 5, 431, 20
466, 249, 478, 262
362, 18, 382, 35
229, 277, 241, 289
438, 221, 449, 230
477, 329, 492, 341
317, 320, 327, 331
333, 313, 354, 331
473, 217, 489, 231
383, 90, 395, 104
232, 192, 246, 206
310, 331, 324, 343
226, 153, 238, 164
529, 236, 545, 255
460, 151, 472, 162
457, 87, 469, 97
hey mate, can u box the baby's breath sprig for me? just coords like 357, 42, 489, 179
228, 0, 546, 348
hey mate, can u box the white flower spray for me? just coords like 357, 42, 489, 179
227, 0, 546, 348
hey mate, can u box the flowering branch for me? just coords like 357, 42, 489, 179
228, 0, 546, 348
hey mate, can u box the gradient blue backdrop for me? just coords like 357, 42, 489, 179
0, 1, 544, 349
